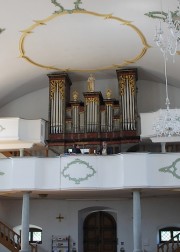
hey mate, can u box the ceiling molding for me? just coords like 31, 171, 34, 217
19, 9, 151, 73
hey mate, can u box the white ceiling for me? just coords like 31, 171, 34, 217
0, 0, 180, 108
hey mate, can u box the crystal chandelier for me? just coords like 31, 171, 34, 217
153, 53, 180, 137
153, 0, 180, 57
152, 0, 180, 137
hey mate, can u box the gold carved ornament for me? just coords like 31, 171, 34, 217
85, 97, 99, 104
119, 74, 135, 96
106, 103, 113, 107
72, 90, 79, 101
50, 79, 65, 100
72, 105, 80, 108
129, 75, 135, 95
106, 89, 112, 99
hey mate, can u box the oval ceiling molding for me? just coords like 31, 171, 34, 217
19, 9, 151, 72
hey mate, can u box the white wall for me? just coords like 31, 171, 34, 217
137, 80, 180, 113
0, 197, 180, 252
0, 87, 49, 120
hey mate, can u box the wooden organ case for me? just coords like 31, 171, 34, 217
47, 69, 139, 153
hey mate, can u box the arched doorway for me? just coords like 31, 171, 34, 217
83, 211, 117, 252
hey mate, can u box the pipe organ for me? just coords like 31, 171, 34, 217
48, 73, 71, 135
84, 92, 102, 133
48, 69, 139, 150
116, 69, 138, 131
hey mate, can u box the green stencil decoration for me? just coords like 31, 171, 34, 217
0, 28, 5, 34
159, 158, 180, 179
145, 6, 180, 28
51, 0, 84, 14
62, 158, 96, 184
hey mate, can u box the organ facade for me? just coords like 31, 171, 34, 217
47, 69, 139, 153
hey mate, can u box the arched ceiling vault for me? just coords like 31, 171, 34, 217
0, 0, 180, 107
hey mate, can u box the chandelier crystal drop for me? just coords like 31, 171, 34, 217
153, 108, 180, 137
154, 0, 180, 57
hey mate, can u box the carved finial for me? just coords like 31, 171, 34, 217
87, 74, 95, 92
106, 89, 112, 99
73, 90, 79, 101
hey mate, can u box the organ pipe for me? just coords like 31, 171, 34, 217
117, 69, 137, 131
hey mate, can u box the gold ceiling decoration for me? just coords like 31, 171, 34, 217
19, 8, 150, 72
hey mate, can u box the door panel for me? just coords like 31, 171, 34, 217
83, 211, 117, 252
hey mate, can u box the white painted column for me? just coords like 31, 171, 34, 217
20, 191, 30, 252
133, 191, 143, 252
20, 148, 24, 157
161, 142, 166, 153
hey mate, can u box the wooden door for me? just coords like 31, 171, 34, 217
83, 211, 117, 252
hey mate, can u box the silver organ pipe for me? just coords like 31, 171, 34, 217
86, 97, 99, 133
92, 101, 95, 132
56, 89, 59, 133
50, 79, 65, 134
110, 105, 113, 131
124, 87, 127, 130
72, 105, 79, 133
50, 93, 54, 133
72, 107, 75, 132
126, 80, 130, 130
119, 73, 136, 131
75, 106, 77, 133
106, 104, 113, 132
90, 102, 92, 132
95, 102, 97, 131
87, 102, 89, 132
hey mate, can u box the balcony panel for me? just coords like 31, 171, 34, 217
0, 154, 180, 192
0, 118, 46, 150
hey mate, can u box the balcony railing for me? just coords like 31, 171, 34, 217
0, 220, 37, 252
157, 233, 180, 252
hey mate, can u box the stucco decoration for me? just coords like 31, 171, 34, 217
0, 28, 5, 34
51, 0, 84, 13
19, 1, 150, 72
61, 158, 96, 184
145, 10, 180, 23
0, 125, 5, 132
159, 158, 180, 179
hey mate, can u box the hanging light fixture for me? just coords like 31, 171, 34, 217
154, 3, 180, 58
153, 52, 180, 137
146, 0, 180, 58
152, 0, 180, 137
